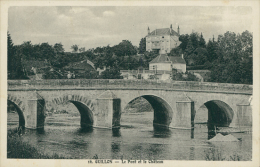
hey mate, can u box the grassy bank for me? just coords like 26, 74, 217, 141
7, 128, 68, 159
204, 148, 251, 161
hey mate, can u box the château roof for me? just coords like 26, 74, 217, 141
150, 54, 186, 64
148, 28, 179, 37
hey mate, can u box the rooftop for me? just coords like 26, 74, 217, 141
64, 59, 95, 71
21, 59, 51, 74
148, 28, 179, 37
150, 54, 186, 64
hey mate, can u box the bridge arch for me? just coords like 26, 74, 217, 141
48, 95, 95, 128
123, 95, 173, 127
7, 95, 26, 127
195, 100, 234, 127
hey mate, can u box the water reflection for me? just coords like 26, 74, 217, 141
111, 142, 121, 159
191, 128, 194, 139
36, 128, 45, 134
153, 127, 171, 138
189, 147, 195, 160
77, 127, 93, 134
112, 129, 121, 137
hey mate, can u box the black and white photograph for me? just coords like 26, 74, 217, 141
1, 1, 259, 167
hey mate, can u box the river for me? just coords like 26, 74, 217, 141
7, 112, 252, 160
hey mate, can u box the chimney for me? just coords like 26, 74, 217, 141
170, 24, 172, 33
182, 54, 184, 59
147, 27, 150, 35
178, 25, 180, 34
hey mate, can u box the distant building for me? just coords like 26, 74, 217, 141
149, 54, 186, 73
120, 54, 186, 81
21, 59, 51, 80
149, 54, 186, 80
64, 59, 97, 78
146, 24, 181, 54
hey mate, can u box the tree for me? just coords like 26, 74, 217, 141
206, 39, 218, 62
79, 47, 86, 53
39, 43, 55, 61
71, 44, 79, 53
54, 43, 65, 54
8, 32, 15, 74
184, 40, 194, 57
179, 34, 189, 52
142, 51, 158, 68
210, 31, 253, 84
17, 41, 34, 60
7, 33, 27, 79
193, 47, 208, 65
190, 32, 199, 49
199, 33, 206, 48
138, 37, 146, 54
113, 40, 137, 56
168, 47, 182, 57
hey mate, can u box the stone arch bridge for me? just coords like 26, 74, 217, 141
8, 79, 252, 130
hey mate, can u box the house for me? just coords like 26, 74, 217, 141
21, 59, 51, 80
64, 59, 97, 78
146, 24, 181, 54
149, 54, 186, 80
149, 54, 186, 72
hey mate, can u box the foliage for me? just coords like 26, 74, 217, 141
143, 51, 159, 68
199, 33, 206, 48
171, 69, 198, 81
168, 47, 182, 57
79, 47, 85, 53
204, 148, 248, 161
54, 43, 65, 53
99, 67, 123, 79
149, 75, 159, 80
178, 34, 190, 51
209, 31, 253, 84
85, 70, 98, 79
71, 44, 79, 53
171, 69, 183, 81
113, 40, 137, 56
7, 30, 252, 84
7, 33, 28, 79
206, 39, 218, 62
7, 130, 68, 159
138, 37, 146, 54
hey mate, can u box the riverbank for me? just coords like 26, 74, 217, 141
7, 128, 67, 159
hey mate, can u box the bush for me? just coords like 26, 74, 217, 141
204, 148, 249, 161
7, 129, 68, 159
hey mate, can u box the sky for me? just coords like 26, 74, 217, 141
8, 6, 253, 52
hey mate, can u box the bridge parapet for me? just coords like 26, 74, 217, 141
8, 79, 252, 94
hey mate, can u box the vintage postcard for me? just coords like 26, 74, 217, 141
1, 1, 259, 167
